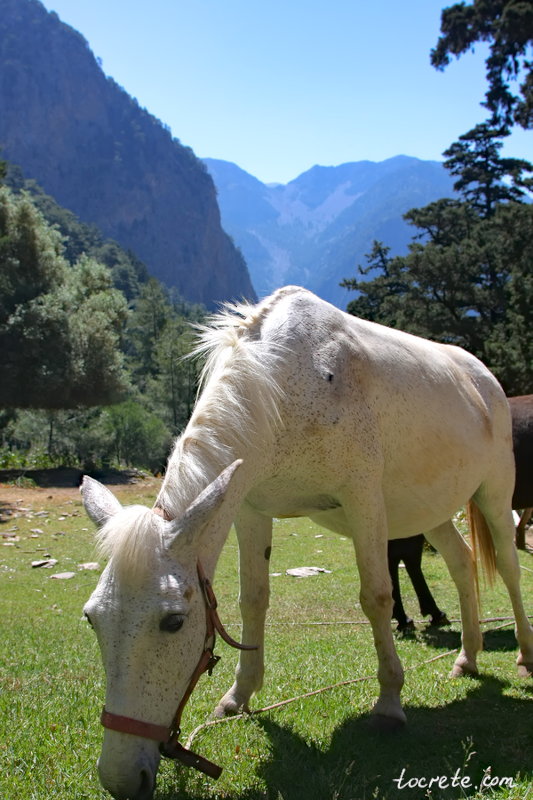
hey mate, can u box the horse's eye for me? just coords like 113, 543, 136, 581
160, 614, 185, 633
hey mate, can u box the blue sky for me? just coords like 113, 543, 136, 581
40, 0, 531, 185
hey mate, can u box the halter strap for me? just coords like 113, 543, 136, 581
100, 559, 257, 780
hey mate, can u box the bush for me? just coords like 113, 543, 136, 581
102, 400, 172, 473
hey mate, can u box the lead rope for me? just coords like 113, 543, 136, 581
184, 647, 459, 749
184, 618, 521, 752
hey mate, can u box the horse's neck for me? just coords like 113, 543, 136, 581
156, 417, 254, 513
156, 447, 226, 519
157, 442, 248, 581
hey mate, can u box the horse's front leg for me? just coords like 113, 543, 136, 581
215, 503, 272, 717
345, 493, 406, 729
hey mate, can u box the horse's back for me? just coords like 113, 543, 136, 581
260, 287, 508, 439
252, 287, 514, 532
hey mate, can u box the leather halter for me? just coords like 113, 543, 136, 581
100, 545, 257, 779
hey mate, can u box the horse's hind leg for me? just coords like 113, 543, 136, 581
471, 492, 533, 677
425, 520, 482, 677
215, 504, 273, 716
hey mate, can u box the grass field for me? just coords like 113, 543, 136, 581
1, 478, 532, 800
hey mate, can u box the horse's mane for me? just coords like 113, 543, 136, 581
157, 295, 286, 516
94, 295, 287, 579
192, 297, 285, 437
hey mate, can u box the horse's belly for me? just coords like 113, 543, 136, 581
309, 483, 471, 540
246, 478, 341, 519
382, 472, 479, 536
246, 467, 479, 540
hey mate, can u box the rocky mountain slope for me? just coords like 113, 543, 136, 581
204, 156, 455, 307
0, 0, 255, 308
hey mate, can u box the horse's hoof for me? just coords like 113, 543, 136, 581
449, 663, 478, 678
517, 662, 533, 678
396, 618, 415, 633
429, 612, 450, 627
213, 702, 238, 718
213, 697, 250, 718
368, 713, 406, 733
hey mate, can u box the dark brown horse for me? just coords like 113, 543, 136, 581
510, 394, 533, 550
388, 534, 449, 631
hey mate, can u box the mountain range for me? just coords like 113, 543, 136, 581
0, 0, 457, 312
0, 0, 255, 309
204, 156, 455, 308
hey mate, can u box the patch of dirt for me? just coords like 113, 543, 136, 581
0, 468, 160, 521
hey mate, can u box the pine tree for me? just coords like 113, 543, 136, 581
443, 123, 533, 216
431, 0, 533, 128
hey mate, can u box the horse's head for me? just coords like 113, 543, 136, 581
81, 462, 242, 800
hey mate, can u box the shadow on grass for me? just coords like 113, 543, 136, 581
417, 626, 462, 651
419, 625, 519, 654
159, 675, 532, 800
483, 627, 522, 653
0, 466, 140, 489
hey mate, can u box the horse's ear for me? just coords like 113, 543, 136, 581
169, 459, 243, 547
80, 476, 122, 528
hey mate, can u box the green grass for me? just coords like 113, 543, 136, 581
1, 488, 532, 800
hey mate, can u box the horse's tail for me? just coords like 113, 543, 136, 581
467, 500, 497, 598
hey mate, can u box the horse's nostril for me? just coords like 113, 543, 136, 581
138, 767, 154, 799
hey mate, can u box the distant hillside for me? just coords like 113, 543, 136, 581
0, 0, 255, 308
204, 156, 455, 308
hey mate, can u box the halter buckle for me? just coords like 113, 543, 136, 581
160, 739, 223, 779
207, 653, 221, 676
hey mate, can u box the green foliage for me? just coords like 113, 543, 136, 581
0, 165, 206, 470
5, 162, 150, 300
152, 317, 198, 429
101, 400, 172, 472
123, 278, 204, 435
1, 402, 171, 473
344, 202, 533, 394
0, 185, 130, 409
1, 408, 110, 469
0, 185, 65, 317
125, 278, 174, 388
432, 0, 533, 128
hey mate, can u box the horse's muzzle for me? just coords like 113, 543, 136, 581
98, 752, 157, 800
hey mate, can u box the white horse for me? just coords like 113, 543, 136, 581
82, 286, 533, 800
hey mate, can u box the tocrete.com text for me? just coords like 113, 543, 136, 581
393, 767, 515, 791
